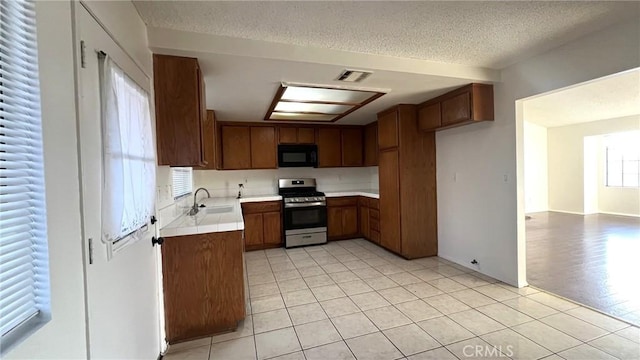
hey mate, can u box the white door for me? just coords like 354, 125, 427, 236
76, 4, 161, 359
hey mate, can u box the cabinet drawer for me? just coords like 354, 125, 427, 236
370, 230, 380, 243
241, 201, 281, 214
370, 219, 379, 232
368, 198, 379, 209
370, 209, 379, 220
327, 197, 358, 207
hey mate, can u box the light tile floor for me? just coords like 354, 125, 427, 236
163, 239, 640, 360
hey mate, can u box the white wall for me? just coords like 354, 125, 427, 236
523, 121, 548, 213
437, 16, 640, 287
6, 1, 88, 358
583, 136, 600, 215
547, 116, 640, 215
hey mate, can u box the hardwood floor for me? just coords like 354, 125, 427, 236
526, 211, 640, 326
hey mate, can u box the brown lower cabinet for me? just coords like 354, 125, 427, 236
327, 197, 359, 240
241, 201, 283, 251
161, 231, 245, 344
358, 196, 380, 244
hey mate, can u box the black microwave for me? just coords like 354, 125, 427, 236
278, 144, 318, 168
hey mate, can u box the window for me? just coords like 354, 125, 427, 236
172, 167, 193, 199
0, 0, 51, 355
605, 131, 640, 188
100, 55, 155, 255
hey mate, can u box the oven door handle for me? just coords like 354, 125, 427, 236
284, 202, 326, 208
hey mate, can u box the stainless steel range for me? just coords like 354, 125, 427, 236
278, 178, 327, 248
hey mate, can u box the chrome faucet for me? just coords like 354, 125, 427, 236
189, 187, 211, 216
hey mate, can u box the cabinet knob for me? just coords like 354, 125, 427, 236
152, 236, 164, 247
150, 216, 158, 225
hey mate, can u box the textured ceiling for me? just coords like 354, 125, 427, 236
134, 1, 638, 69
523, 69, 640, 128
192, 52, 471, 125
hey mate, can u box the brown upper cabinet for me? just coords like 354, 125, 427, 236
220, 124, 277, 170
377, 105, 437, 259
216, 122, 368, 169
341, 128, 363, 167
201, 110, 218, 170
279, 127, 315, 144
317, 128, 342, 167
378, 110, 399, 150
364, 122, 378, 166
221, 125, 251, 170
154, 54, 209, 167
418, 83, 494, 132
250, 127, 277, 169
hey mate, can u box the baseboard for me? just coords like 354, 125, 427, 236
598, 211, 640, 218
547, 209, 640, 218
547, 209, 586, 216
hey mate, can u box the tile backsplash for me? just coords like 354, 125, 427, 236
156, 166, 379, 229
194, 167, 379, 198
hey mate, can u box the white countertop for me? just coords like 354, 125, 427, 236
160, 190, 379, 237
324, 189, 379, 199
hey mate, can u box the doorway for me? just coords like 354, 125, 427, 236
520, 68, 640, 326
75, 3, 161, 358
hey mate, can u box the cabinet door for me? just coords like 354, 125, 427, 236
317, 128, 342, 167
377, 109, 399, 150
197, 66, 207, 165
153, 55, 202, 166
379, 149, 401, 253
263, 211, 283, 246
297, 128, 315, 144
441, 92, 470, 126
221, 126, 251, 169
418, 102, 441, 131
200, 110, 217, 169
359, 204, 369, 239
327, 206, 343, 238
364, 123, 378, 166
279, 127, 297, 144
341, 128, 363, 167
342, 206, 358, 237
243, 213, 264, 248
162, 231, 244, 343
250, 127, 277, 169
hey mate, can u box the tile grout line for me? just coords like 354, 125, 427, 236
240, 240, 639, 360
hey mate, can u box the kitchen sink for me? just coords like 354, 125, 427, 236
205, 204, 234, 214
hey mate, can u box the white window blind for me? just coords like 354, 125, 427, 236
172, 167, 193, 199
605, 131, 640, 188
0, 0, 51, 355
100, 55, 156, 250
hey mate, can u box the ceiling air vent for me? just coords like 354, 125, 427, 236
336, 69, 372, 83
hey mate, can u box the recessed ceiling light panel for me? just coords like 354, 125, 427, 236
265, 84, 385, 123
